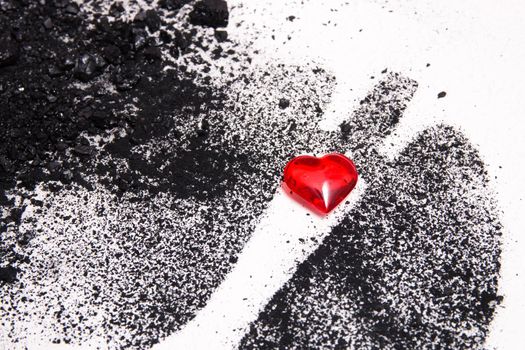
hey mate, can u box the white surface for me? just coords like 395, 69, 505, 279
157, 0, 525, 349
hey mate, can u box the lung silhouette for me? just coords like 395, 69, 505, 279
0, 64, 501, 350
239, 75, 503, 349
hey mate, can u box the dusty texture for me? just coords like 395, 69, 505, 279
241, 124, 503, 349
0, 1, 502, 349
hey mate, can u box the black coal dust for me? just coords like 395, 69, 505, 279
0, 1, 502, 349
241, 126, 502, 349
241, 76, 502, 349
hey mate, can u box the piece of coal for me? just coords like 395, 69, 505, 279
48, 65, 62, 77
144, 10, 161, 32
109, 2, 125, 17
196, 119, 209, 137
62, 57, 75, 70
0, 32, 19, 67
144, 47, 162, 60
214, 29, 228, 42
102, 45, 121, 64
54, 0, 69, 8
43, 18, 54, 29
65, 3, 79, 15
91, 110, 114, 130
189, 0, 229, 28
73, 54, 99, 82
0, 266, 18, 283
111, 66, 141, 91
73, 145, 94, 156
132, 28, 148, 50
279, 98, 290, 109
159, 30, 172, 44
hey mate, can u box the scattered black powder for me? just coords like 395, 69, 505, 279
241, 91, 502, 349
0, 62, 337, 348
0, 1, 502, 350
0, 0, 340, 346
0, 0, 237, 275
0, 30, 19, 67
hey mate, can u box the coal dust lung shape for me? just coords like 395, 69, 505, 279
241, 125, 502, 350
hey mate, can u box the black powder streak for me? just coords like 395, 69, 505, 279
0, 1, 258, 348
241, 120, 503, 349
0, 1, 338, 347
0, 0, 230, 269
0, 2, 503, 350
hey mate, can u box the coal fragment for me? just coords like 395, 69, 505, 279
54, 0, 69, 8
62, 57, 75, 70
43, 18, 54, 29
438, 91, 447, 98
73, 145, 94, 156
91, 110, 114, 129
189, 0, 229, 28
17, 230, 35, 246
144, 10, 161, 32
159, 30, 172, 44
65, 3, 79, 15
173, 29, 191, 51
132, 28, 148, 50
214, 29, 228, 42
7, 207, 24, 225
47, 161, 62, 172
130, 126, 147, 144
0, 266, 18, 283
278, 98, 290, 109
212, 45, 223, 59
102, 45, 121, 64
111, 66, 141, 91
0, 32, 19, 67
55, 143, 68, 152
109, 2, 124, 16
48, 65, 62, 77
92, 54, 106, 69
144, 47, 162, 61
134, 10, 147, 23
73, 54, 99, 82
61, 170, 74, 184
116, 177, 130, 192
133, 10, 161, 32
196, 119, 209, 137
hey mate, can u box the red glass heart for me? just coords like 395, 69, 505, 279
282, 153, 358, 214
